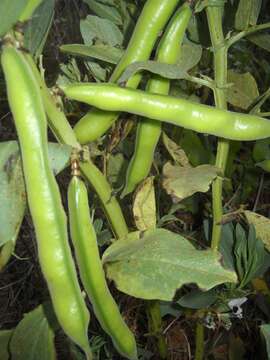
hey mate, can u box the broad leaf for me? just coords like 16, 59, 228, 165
133, 177, 156, 231
0, 0, 28, 37
83, 0, 122, 25
227, 70, 259, 110
244, 211, 270, 251
60, 44, 123, 64
235, 0, 262, 30
253, 139, 270, 162
80, 15, 123, 46
10, 303, 57, 360
256, 160, 270, 172
24, 0, 54, 58
248, 33, 270, 53
0, 330, 14, 360
103, 229, 237, 301
178, 288, 218, 309
177, 39, 202, 71
162, 163, 219, 203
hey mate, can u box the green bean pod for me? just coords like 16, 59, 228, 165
1, 45, 92, 359
68, 174, 137, 360
79, 159, 128, 239
62, 83, 270, 142
74, 0, 180, 144
123, 3, 192, 197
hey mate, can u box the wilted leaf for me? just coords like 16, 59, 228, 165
162, 163, 219, 202
60, 44, 123, 64
103, 229, 237, 301
10, 303, 57, 360
227, 70, 259, 110
244, 211, 270, 251
80, 15, 123, 46
162, 132, 191, 167
133, 177, 156, 231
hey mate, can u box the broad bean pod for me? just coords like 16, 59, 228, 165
62, 83, 270, 142
123, 2, 192, 196
1, 45, 92, 359
68, 173, 137, 360
74, 0, 180, 144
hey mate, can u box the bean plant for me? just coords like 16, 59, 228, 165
0, 0, 270, 359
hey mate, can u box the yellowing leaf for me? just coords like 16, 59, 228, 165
162, 132, 191, 167
244, 211, 270, 252
162, 163, 219, 202
133, 177, 156, 231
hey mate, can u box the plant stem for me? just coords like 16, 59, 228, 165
194, 320, 205, 360
147, 300, 168, 359
206, 5, 229, 252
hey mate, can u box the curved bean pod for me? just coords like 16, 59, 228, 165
68, 174, 137, 360
74, 0, 180, 144
62, 83, 270, 142
1, 45, 92, 359
123, 2, 192, 196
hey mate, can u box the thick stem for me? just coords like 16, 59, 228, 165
206, 6, 229, 252
147, 301, 168, 359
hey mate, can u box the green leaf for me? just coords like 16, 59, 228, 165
0, 0, 28, 37
24, 0, 54, 58
177, 39, 202, 71
219, 222, 236, 272
256, 160, 270, 172
244, 211, 270, 252
80, 15, 123, 46
178, 288, 218, 309
10, 303, 57, 360
83, 0, 122, 25
103, 229, 237, 301
162, 163, 219, 203
117, 61, 188, 85
0, 329, 14, 360
235, 0, 262, 30
106, 153, 127, 187
253, 139, 270, 162
60, 44, 123, 64
0, 141, 71, 269
133, 177, 156, 231
261, 324, 270, 360
248, 33, 270, 52
227, 70, 259, 110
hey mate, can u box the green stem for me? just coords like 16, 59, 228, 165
194, 320, 205, 360
147, 301, 168, 359
206, 5, 229, 252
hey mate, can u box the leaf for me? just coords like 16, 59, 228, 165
106, 153, 127, 187
219, 222, 236, 272
244, 211, 270, 251
80, 15, 123, 46
0, 329, 14, 360
177, 39, 202, 71
261, 324, 270, 359
235, 0, 262, 30
83, 0, 122, 25
0, 0, 28, 37
178, 288, 218, 309
117, 61, 189, 85
248, 33, 270, 52
0, 141, 71, 270
227, 70, 259, 110
133, 177, 156, 231
256, 160, 270, 172
162, 132, 191, 167
253, 139, 270, 162
24, 0, 54, 59
10, 303, 57, 360
162, 163, 219, 203
60, 44, 123, 64
103, 229, 237, 301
